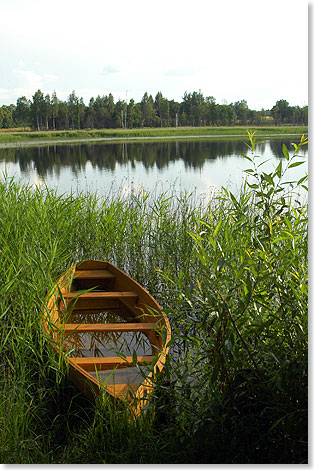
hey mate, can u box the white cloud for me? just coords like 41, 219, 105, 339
101, 65, 120, 75
165, 65, 203, 77
13, 68, 43, 90
44, 74, 58, 82
0, 88, 9, 98
0, 0, 308, 109
13, 65, 58, 87
11, 88, 32, 99
2, 65, 60, 102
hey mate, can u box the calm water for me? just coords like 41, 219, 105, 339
0, 138, 308, 198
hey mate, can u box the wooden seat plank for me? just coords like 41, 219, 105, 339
75, 270, 115, 280
63, 322, 156, 333
58, 292, 138, 310
61, 291, 138, 300
70, 355, 154, 371
63, 291, 137, 299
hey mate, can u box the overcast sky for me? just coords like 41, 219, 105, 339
0, 0, 309, 110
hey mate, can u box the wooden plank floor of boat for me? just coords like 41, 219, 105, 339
59, 278, 158, 399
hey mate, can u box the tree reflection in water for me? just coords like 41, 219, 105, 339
0, 139, 307, 196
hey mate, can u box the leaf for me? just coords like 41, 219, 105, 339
262, 173, 274, 186
269, 415, 287, 432
230, 192, 239, 209
288, 161, 305, 169
297, 175, 308, 185
213, 217, 222, 237
282, 143, 290, 161
266, 188, 274, 198
281, 180, 296, 185
257, 158, 271, 168
132, 350, 138, 366
272, 236, 290, 243
209, 235, 216, 249
283, 216, 292, 229
275, 160, 282, 178
221, 186, 229, 197
240, 153, 253, 162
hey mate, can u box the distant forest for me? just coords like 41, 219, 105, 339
0, 90, 308, 130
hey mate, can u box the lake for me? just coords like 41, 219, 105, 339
0, 137, 308, 199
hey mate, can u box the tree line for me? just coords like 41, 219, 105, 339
0, 89, 308, 130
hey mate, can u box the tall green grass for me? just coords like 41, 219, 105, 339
0, 134, 308, 463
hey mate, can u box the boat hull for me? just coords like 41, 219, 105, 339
44, 260, 171, 414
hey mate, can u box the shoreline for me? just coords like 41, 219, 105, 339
0, 132, 307, 149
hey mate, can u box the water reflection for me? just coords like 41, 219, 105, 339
0, 138, 307, 196
64, 331, 152, 358
69, 309, 134, 324
90, 366, 148, 385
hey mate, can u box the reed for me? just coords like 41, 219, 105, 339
0, 135, 307, 463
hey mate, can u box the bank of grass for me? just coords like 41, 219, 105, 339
0, 134, 308, 463
0, 125, 308, 146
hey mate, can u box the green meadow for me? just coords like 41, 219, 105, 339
0, 125, 308, 147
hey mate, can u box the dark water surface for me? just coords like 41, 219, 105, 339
0, 138, 307, 197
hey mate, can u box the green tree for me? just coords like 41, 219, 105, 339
93, 96, 105, 128
154, 92, 169, 127
93, 94, 115, 128
301, 105, 308, 125
271, 99, 290, 125
104, 94, 115, 125
126, 98, 137, 128
67, 90, 78, 129
141, 93, 156, 127
31, 89, 45, 130
217, 104, 235, 125
113, 99, 126, 128
204, 96, 217, 126
258, 108, 267, 125
43, 94, 51, 130
15, 96, 31, 129
57, 100, 69, 129
180, 110, 187, 126
51, 91, 59, 130
86, 97, 95, 129
168, 99, 180, 127
191, 91, 206, 126
132, 102, 143, 128
181, 92, 192, 125
0, 105, 15, 128
77, 97, 85, 129
67, 91, 85, 129
234, 100, 249, 125
181, 91, 206, 126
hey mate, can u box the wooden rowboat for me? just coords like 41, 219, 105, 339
43, 260, 171, 414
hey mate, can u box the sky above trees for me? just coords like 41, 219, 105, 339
0, 0, 308, 110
